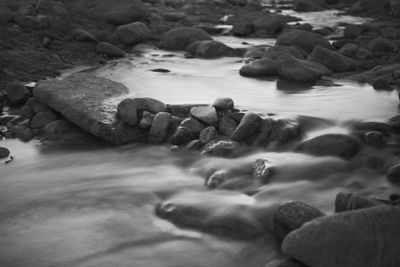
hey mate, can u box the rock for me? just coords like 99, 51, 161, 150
296, 134, 361, 159
190, 106, 218, 125
205, 170, 229, 189
0, 115, 21, 126
253, 158, 275, 184
293, 0, 325, 12
338, 43, 359, 57
239, 58, 277, 77
250, 118, 275, 146
11, 126, 33, 142
30, 110, 57, 129
230, 112, 262, 141
116, 22, 151, 45
276, 29, 332, 54
355, 48, 373, 59
163, 12, 186, 22
139, 111, 155, 130
387, 164, 400, 184
282, 206, 400, 267
105, 0, 147, 25
364, 131, 384, 146
117, 97, 166, 126
265, 259, 307, 267
344, 24, 362, 39
0, 7, 14, 24
0, 147, 10, 159
159, 27, 212, 50
212, 98, 234, 111
148, 112, 171, 143
34, 73, 146, 144
270, 119, 300, 143
219, 113, 238, 136
232, 22, 253, 37
186, 139, 203, 150
201, 140, 240, 157
166, 104, 207, 118
15, 15, 41, 30
96, 42, 125, 58
276, 54, 332, 83
263, 45, 307, 60
252, 14, 298, 35
199, 126, 218, 144
186, 40, 237, 58
5, 82, 30, 105
274, 201, 325, 240
226, 0, 247, 6
73, 29, 98, 43
335, 192, 384, 212
308, 45, 357, 72
368, 37, 397, 53
170, 118, 206, 145
20, 105, 34, 120
44, 119, 75, 136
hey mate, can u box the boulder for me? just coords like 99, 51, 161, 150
308, 45, 358, 72
230, 112, 262, 141
387, 164, 400, 184
5, 82, 30, 105
240, 58, 277, 77
212, 98, 234, 111
102, 0, 147, 25
159, 27, 212, 50
252, 14, 298, 35
0, 147, 10, 159
232, 22, 253, 37
263, 45, 307, 60
335, 192, 384, 212
270, 119, 300, 143
282, 206, 400, 267
96, 42, 125, 58
186, 40, 237, 58
170, 118, 206, 145
148, 112, 171, 143
293, 0, 325, 11
201, 140, 240, 157
199, 126, 218, 144
116, 22, 151, 45
117, 97, 166, 126
368, 37, 397, 53
276, 54, 332, 83
276, 29, 332, 54
139, 111, 155, 130
163, 12, 186, 22
219, 113, 238, 136
296, 134, 361, 159
30, 110, 57, 128
253, 158, 275, 184
190, 106, 218, 125
344, 24, 362, 39
34, 73, 146, 144
338, 43, 359, 57
273, 201, 325, 239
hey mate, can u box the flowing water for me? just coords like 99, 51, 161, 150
1, 10, 399, 267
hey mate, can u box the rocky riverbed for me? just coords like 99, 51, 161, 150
1, 0, 400, 267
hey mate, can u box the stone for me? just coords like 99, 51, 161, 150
139, 111, 155, 130
201, 140, 240, 157
250, 118, 275, 146
308, 45, 358, 72
163, 12, 186, 22
368, 37, 397, 53
344, 24, 362, 39
199, 126, 218, 144
270, 119, 300, 143
117, 97, 166, 126
186, 40, 237, 58
230, 112, 262, 141
253, 158, 275, 184
205, 170, 229, 189
11, 126, 33, 142
219, 113, 238, 136
34, 73, 146, 144
356, 48, 373, 59
239, 58, 277, 77
364, 131, 384, 146
252, 14, 298, 35
226, 0, 247, 6
73, 29, 98, 43
387, 164, 400, 184
273, 201, 325, 239
296, 134, 361, 159
148, 112, 171, 143
338, 43, 359, 57
5, 82, 30, 105
186, 139, 203, 150
282, 206, 400, 267
212, 98, 234, 111
166, 104, 207, 118
170, 118, 206, 145
0, 147, 10, 159
96, 42, 125, 58
0, 115, 21, 126
276, 54, 332, 83
30, 110, 57, 129
293, 0, 325, 12
232, 22, 253, 37
263, 45, 307, 60
104, 0, 147, 25
44, 119, 76, 136
159, 27, 212, 50
15, 15, 41, 30
276, 29, 332, 54
335, 192, 384, 212
190, 106, 218, 125
116, 22, 151, 45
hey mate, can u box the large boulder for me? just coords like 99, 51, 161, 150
148, 112, 171, 144
252, 14, 298, 34
296, 134, 361, 159
34, 73, 146, 144
239, 58, 277, 77
186, 40, 237, 58
230, 112, 262, 141
276, 54, 332, 83
276, 29, 332, 54
308, 45, 358, 72
159, 27, 212, 50
96, 42, 125, 58
116, 22, 151, 45
282, 206, 400, 267
263, 45, 307, 60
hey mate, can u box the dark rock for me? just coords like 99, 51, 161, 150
201, 140, 240, 157
355, 48, 373, 59
30, 110, 57, 129
116, 22, 151, 45
232, 22, 253, 37
344, 24, 362, 39
190, 106, 218, 125
276, 29, 332, 54
253, 158, 275, 184
364, 131, 384, 146
308, 45, 357, 72
205, 170, 229, 189
293, 0, 325, 11
139, 111, 155, 130
387, 164, 400, 184
296, 134, 361, 159
96, 42, 125, 58
5, 82, 30, 105
239, 58, 277, 77
163, 12, 186, 22
11, 126, 33, 142
212, 98, 234, 111
72, 29, 99, 43
187, 40, 237, 58
270, 119, 300, 143
150, 68, 170, 73
250, 118, 275, 146
159, 27, 212, 50
0, 115, 21, 126
230, 112, 262, 141
219, 113, 238, 136
265, 259, 307, 267
148, 112, 171, 143
186, 139, 203, 150
335, 192, 384, 212
117, 97, 166, 126
166, 104, 207, 118
226, 0, 247, 6
282, 206, 400, 267
104, 0, 147, 25
368, 37, 397, 53
44, 119, 75, 136
263, 45, 307, 60
15, 15, 41, 30
0, 147, 10, 159
170, 118, 206, 145
199, 126, 218, 144
274, 201, 325, 239
252, 14, 298, 35
338, 43, 359, 57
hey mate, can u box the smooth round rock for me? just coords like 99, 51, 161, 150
199, 126, 218, 144
148, 112, 171, 144
30, 110, 57, 129
230, 112, 262, 142
190, 106, 218, 125
387, 164, 400, 184
5, 82, 30, 105
212, 98, 234, 111
0, 147, 10, 159
96, 42, 125, 58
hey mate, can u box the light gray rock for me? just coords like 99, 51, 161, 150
190, 106, 218, 125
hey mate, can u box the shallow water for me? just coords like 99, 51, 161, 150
1, 9, 400, 267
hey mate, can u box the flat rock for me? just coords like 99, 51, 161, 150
190, 106, 218, 125
34, 73, 146, 144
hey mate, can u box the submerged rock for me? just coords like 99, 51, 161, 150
159, 27, 212, 50
34, 73, 146, 144
253, 158, 275, 184
276, 29, 332, 54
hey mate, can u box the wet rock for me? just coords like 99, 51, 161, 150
30, 110, 57, 129
206, 170, 229, 189
344, 24, 362, 39
364, 131, 384, 147
34, 73, 146, 144
139, 111, 155, 130
270, 119, 301, 143
252, 14, 298, 35
159, 27, 212, 50
368, 37, 397, 53
276, 29, 332, 54
0, 115, 21, 126
232, 22, 253, 37
274, 201, 325, 240
11, 126, 33, 142
219, 113, 238, 136
293, 0, 325, 12
265, 259, 307, 267
199, 126, 218, 144
166, 104, 207, 118
44, 119, 75, 136
72, 29, 99, 43
263, 45, 307, 60
116, 22, 151, 45
296, 134, 361, 159
335, 192, 384, 212
201, 140, 239, 157
250, 118, 275, 146
387, 164, 400, 184
308, 45, 357, 72
5, 82, 30, 105
186, 139, 203, 150
190, 106, 218, 126
170, 118, 206, 145
338, 43, 359, 57
96, 42, 125, 58
117, 97, 166, 126
148, 112, 171, 144
226, 0, 247, 6
0, 147, 10, 159
212, 98, 234, 111
105, 0, 147, 25
231, 112, 262, 141
253, 158, 275, 184
239, 58, 277, 77
186, 40, 237, 58
282, 206, 400, 267
276, 54, 332, 83
163, 12, 186, 22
